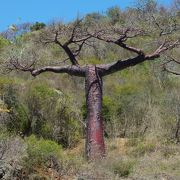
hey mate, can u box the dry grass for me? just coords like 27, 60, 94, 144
27, 138, 180, 179
73, 138, 180, 180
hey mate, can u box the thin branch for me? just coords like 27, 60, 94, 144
7, 50, 86, 77
115, 42, 145, 55
91, 27, 146, 55
161, 55, 180, 75
8, 56, 36, 73
145, 40, 180, 60
38, 22, 92, 66
163, 67, 180, 75
151, 14, 179, 36
168, 56, 180, 64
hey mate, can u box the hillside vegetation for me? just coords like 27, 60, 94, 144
0, 1, 180, 179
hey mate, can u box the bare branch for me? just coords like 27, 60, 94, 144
97, 55, 145, 76
7, 55, 86, 77
151, 14, 179, 36
38, 21, 92, 66
161, 55, 180, 75
169, 56, 180, 64
7, 50, 37, 73
97, 39, 179, 76
145, 40, 180, 60
31, 65, 86, 77
5, 47, 86, 77
163, 67, 180, 75
90, 26, 147, 55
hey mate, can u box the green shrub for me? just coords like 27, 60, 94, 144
24, 135, 62, 168
25, 82, 82, 147
0, 36, 10, 49
111, 159, 135, 177
1, 83, 30, 135
30, 22, 46, 31
0, 130, 10, 140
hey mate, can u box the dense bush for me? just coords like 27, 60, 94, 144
30, 22, 46, 31
24, 135, 62, 168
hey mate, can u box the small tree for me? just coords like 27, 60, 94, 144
30, 22, 46, 31
4, 7, 179, 160
106, 6, 122, 25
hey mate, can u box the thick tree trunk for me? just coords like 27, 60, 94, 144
85, 65, 105, 160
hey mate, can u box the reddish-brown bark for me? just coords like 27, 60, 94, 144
85, 65, 105, 160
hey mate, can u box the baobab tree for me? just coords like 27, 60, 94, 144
5, 18, 179, 160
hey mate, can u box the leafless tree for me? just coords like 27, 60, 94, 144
5, 17, 179, 160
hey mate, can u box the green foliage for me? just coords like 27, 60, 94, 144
30, 83, 56, 98
25, 135, 62, 167
0, 130, 10, 140
25, 81, 82, 147
30, 22, 46, 31
102, 96, 115, 122
0, 36, 10, 49
1, 83, 30, 134
106, 6, 123, 24
135, 0, 157, 13
83, 57, 102, 65
112, 159, 135, 177
84, 13, 105, 25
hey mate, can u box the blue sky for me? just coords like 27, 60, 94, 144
0, 0, 172, 31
